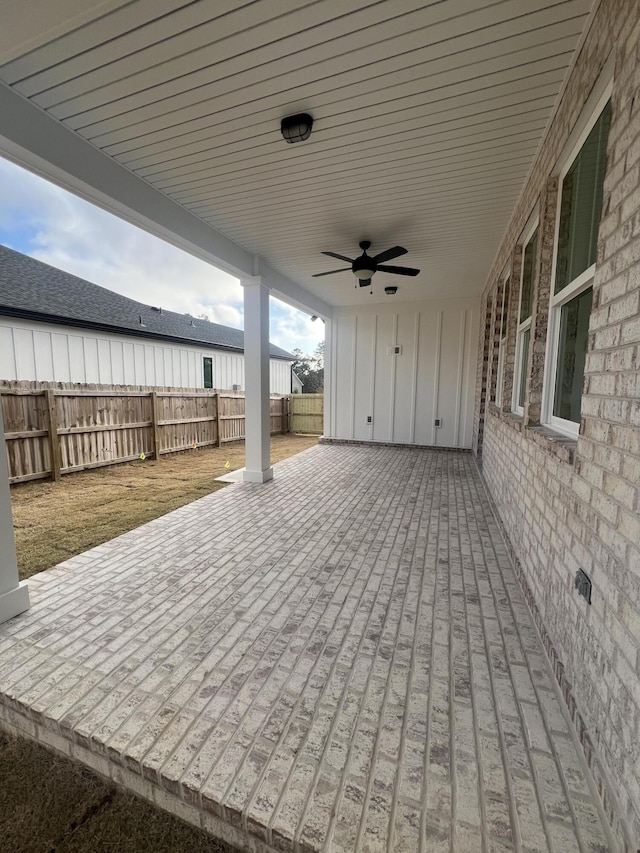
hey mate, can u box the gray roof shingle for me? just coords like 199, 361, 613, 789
0, 245, 294, 360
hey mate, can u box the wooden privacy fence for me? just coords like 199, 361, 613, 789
1, 382, 290, 484
289, 393, 324, 434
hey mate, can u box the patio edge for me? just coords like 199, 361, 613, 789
0, 702, 281, 853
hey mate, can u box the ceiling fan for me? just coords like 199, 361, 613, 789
312, 240, 420, 286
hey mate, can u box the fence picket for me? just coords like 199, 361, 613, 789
0, 380, 306, 483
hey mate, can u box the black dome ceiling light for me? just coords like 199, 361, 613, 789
312, 241, 420, 291
281, 113, 313, 143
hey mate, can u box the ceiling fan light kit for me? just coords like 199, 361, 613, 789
312, 240, 420, 289
280, 113, 313, 143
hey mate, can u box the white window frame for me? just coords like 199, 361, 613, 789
512, 220, 538, 416
541, 83, 612, 438
494, 265, 510, 408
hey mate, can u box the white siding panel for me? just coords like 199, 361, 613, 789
133, 343, 145, 383
330, 298, 479, 448
414, 311, 439, 445
0, 326, 17, 379
171, 349, 181, 386
145, 345, 156, 385
33, 330, 53, 381
97, 338, 112, 383
180, 350, 189, 385
111, 340, 125, 384
353, 313, 374, 441
187, 349, 196, 386
122, 342, 135, 384
14, 328, 36, 380
84, 337, 100, 383
372, 313, 394, 442
154, 347, 165, 385
68, 335, 85, 382
393, 312, 417, 444
163, 348, 173, 385
52, 333, 71, 382
335, 315, 355, 439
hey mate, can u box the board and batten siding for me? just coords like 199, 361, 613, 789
0, 318, 292, 394
326, 299, 479, 448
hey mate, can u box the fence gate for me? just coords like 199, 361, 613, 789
289, 394, 324, 435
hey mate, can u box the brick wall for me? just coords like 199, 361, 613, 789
476, 0, 640, 847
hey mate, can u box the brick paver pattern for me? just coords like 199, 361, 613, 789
0, 445, 614, 852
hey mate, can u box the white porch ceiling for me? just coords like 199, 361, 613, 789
0, 0, 594, 307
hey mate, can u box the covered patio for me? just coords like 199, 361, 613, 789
0, 444, 612, 852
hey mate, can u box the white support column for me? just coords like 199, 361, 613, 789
242, 276, 273, 484
0, 401, 30, 624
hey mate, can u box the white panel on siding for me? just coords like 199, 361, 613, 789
122, 341, 135, 384
67, 335, 85, 382
187, 350, 196, 387
393, 312, 417, 444
133, 343, 145, 383
437, 310, 464, 447
163, 348, 173, 385
270, 360, 290, 395
52, 333, 71, 382
111, 340, 124, 384
171, 349, 180, 385
154, 347, 165, 386
353, 314, 374, 441
14, 328, 36, 380
372, 314, 394, 442
0, 326, 17, 379
414, 312, 439, 445
180, 350, 189, 386
145, 345, 156, 385
33, 330, 53, 381
84, 337, 99, 383
335, 315, 356, 439
97, 338, 112, 383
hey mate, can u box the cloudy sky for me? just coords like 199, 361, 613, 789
0, 156, 324, 356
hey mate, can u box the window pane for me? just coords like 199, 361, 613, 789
553, 287, 593, 423
520, 230, 537, 323
518, 328, 530, 408
203, 357, 213, 389
555, 101, 611, 293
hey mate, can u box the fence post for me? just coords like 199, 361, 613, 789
46, 390, 62, 482
150, 391, 160, 460
282, 396, 288, 434
215, 393, 222, 447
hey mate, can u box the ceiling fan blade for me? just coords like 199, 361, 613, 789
322, 251, 354, 263
376, 265, 420, 276
371, 245, 407, 264
312, 267, 352, 277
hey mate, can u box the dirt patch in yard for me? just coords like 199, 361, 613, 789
12, 433, 318, 580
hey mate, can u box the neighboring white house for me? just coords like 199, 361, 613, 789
0, 246, 295, 393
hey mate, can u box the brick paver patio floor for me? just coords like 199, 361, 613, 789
0, 444, 614, 852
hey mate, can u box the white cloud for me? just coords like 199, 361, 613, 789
0, 157, 324, 355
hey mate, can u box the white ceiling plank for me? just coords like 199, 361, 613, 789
0, 0, 132, 65
66, 0, 585, 144
33, 0, 418, 111
131, 87, 560, 183
115, 49, 573, 172
9, 0, 255, 94
153, 117, 548, 195
89, 22, 583, 149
